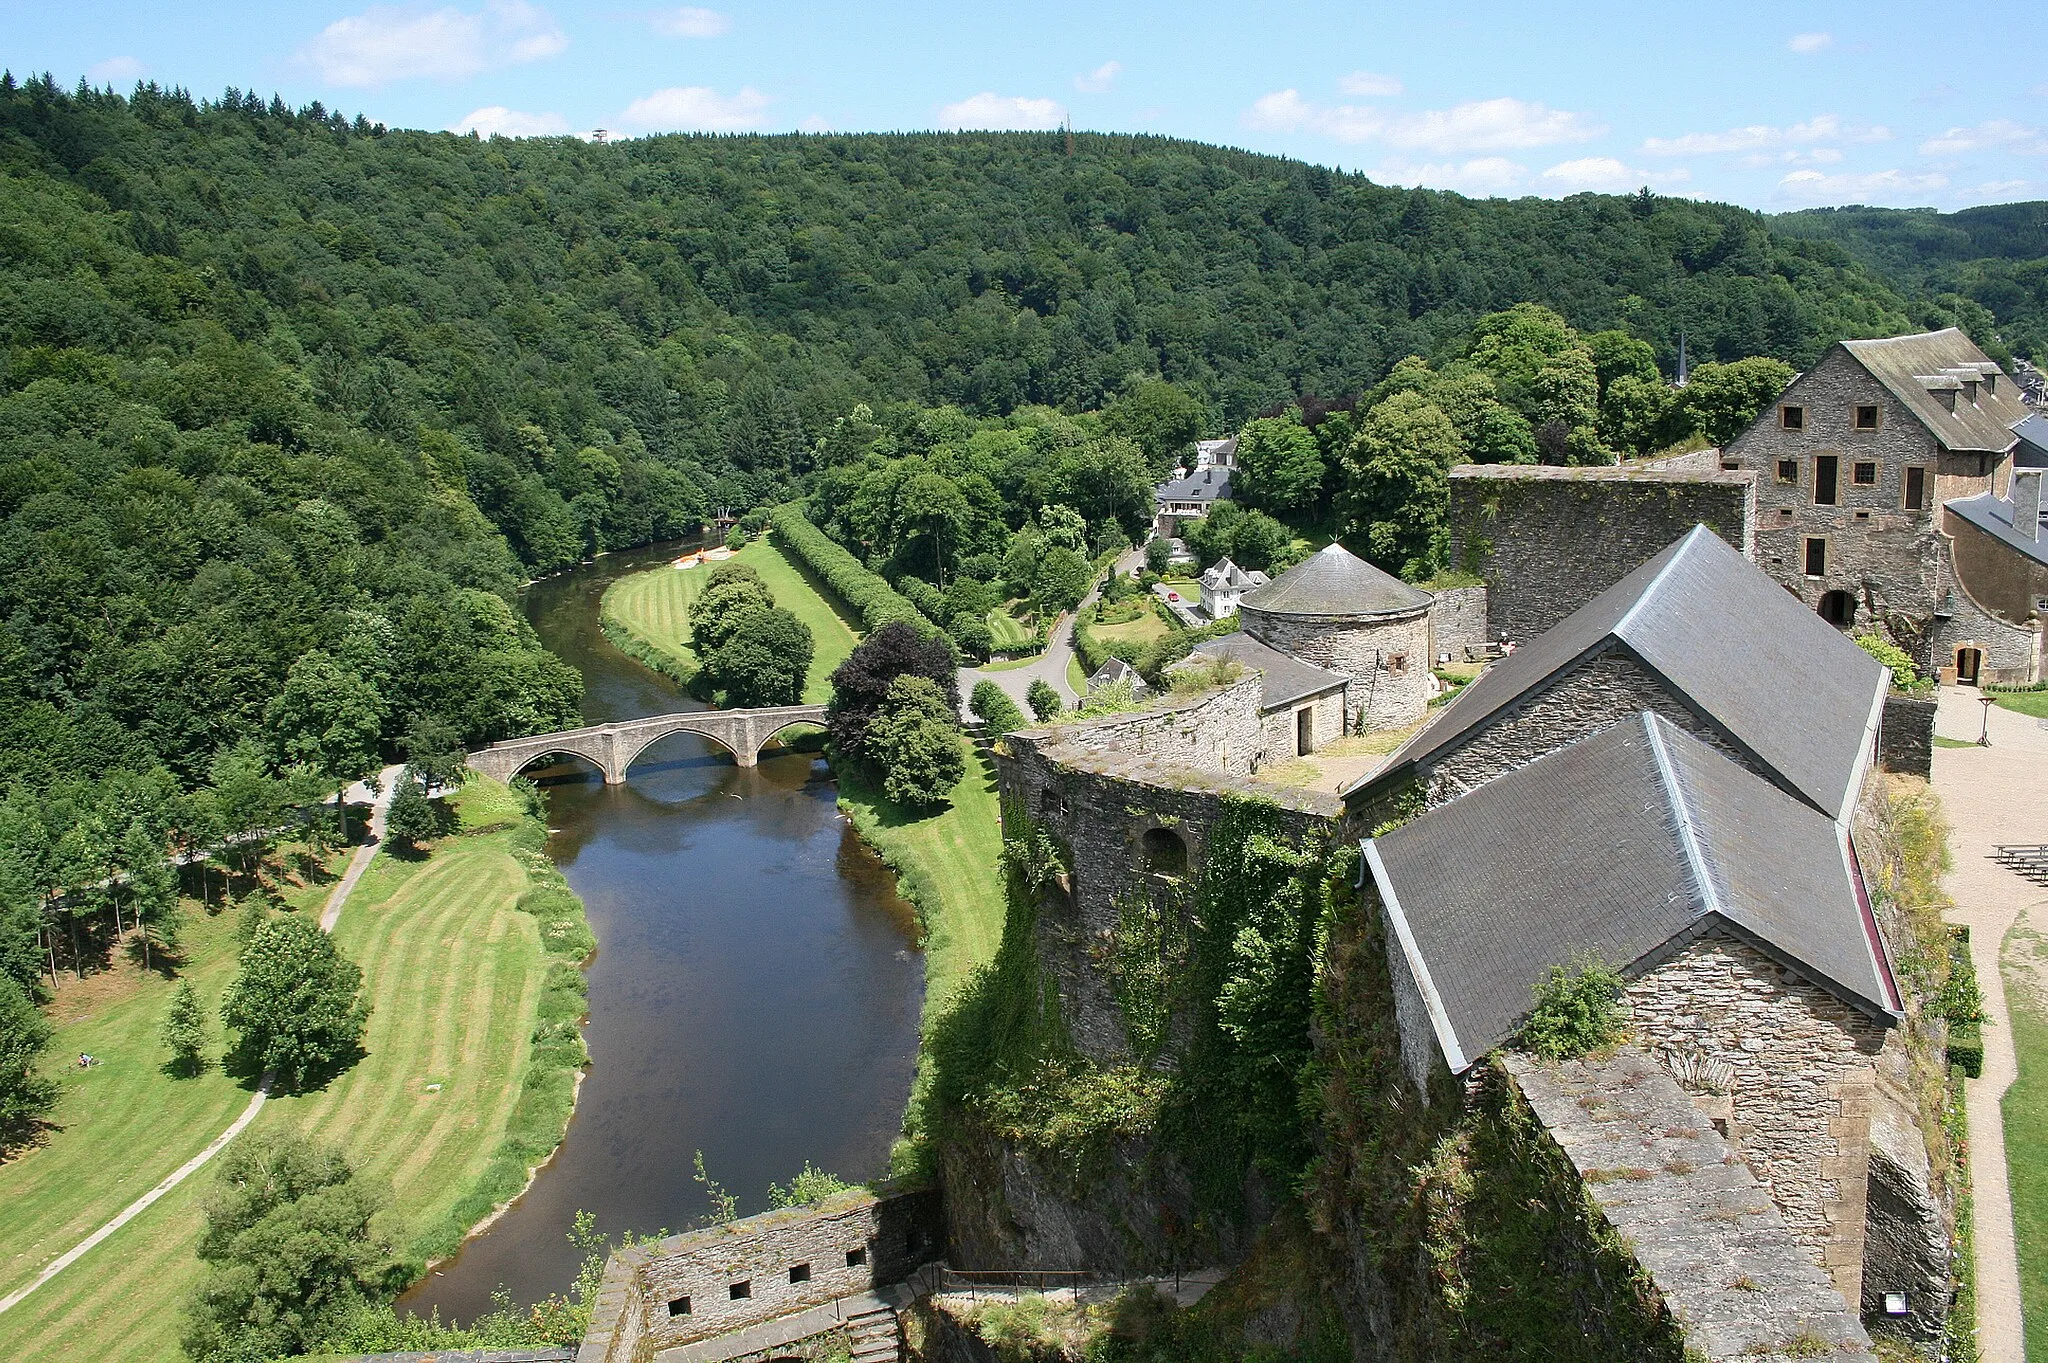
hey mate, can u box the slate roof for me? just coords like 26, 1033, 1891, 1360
1366, 713, 1899, 1072
1350, 525, 1887, 821
1155, 466, 1233, 505
1839, 330, 2030, 454
1199, 557, 1268, 592
1086, 656, 1149, 696
1239, 542, 1433, 619
1945, 490, 2048, 568
1190, 632, 1348, 711
1195, 437, 1238, 465
2015, 412, 2048, 468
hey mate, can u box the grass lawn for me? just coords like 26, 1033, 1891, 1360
0, 780, 577, 1363
1094, 613, 1169, 648
2004, 915, 2048, 1363
1991, 688, 2048, 719
986, 607, 1036, 653
1932, 735, 1979, 749
601, 536, 861, 703
1067, 657, 1087, 694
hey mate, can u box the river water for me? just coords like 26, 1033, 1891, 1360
401, 539, 925, 1323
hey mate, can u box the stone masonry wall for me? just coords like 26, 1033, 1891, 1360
1626, 934, 1890, 1301
1016, 675, 1264, 778
1428, 584, 1490, 661
1256, 688, 1348, 765
1241, 607, 1433, 732
1445, 464, 1755, 644
1877, 695, 1935, 779
1929, 535, 2044, 684
577, 1187, 942, 1361
1948, 509, 2048, 627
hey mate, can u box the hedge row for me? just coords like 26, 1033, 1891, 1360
770, 503, 941, 635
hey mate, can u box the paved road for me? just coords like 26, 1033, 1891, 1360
957, 546, 1147, 718
1930, 687, 2042, 1362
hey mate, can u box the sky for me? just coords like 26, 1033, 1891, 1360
7, 0, 2047, 212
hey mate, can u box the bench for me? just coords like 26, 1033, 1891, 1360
1992, 845, 2048, 885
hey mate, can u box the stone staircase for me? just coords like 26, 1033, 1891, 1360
844, 1300, 900, 1363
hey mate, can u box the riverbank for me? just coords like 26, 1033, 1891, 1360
0, 777, 591, 1363
599, 536, 861, 704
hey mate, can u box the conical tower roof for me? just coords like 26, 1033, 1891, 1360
1239, 542, 1433, 619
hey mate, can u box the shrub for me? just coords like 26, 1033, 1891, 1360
220, 915, 370, 1090
1026, 678, 1064, 721
1520, 957, 1628, 1060
765, 1162, 851, 1208
769, 505, 941, 634
970, 680, 1028, 733
1854, 631, 1928, 695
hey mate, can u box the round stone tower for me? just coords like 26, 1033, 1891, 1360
1237, 543, 1435, 731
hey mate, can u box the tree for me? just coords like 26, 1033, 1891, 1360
1145, 538, 1172, 576
866, 677, 966, 809
1677, 357, 1798, 446
1026, 678, 1065, 721
210, 740, 283, 881
183, 1127, 394, 1363
701, 605, 814, 707
689, 570, 776, 654
825, 622, 960, 765
162, 980, 209, 1076
1031, 546, 1094, 617
0, 974, 58, 1150
1233, 416, 1325, 517
969, 680, 1028, 733
220, 915, 370, 1090
1598, 373, 1680, 456
399, 715, 467, 794
1340, 391, 1465, 580
1103, 377, 1205, 471
1038, 504, 1089, 552
122, 819, 180, 968
384, 773, 436, 854
265, 652, 386, 842
896, 470, 973, 584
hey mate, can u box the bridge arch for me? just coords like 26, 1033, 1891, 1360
614, 721, 745, 775
506, 747, 610, 781
468, 704, 828, 786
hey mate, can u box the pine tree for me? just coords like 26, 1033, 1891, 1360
384, 773, 436, 854
161, 980, 208, 1076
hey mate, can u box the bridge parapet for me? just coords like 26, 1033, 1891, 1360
468, 704, 827, 784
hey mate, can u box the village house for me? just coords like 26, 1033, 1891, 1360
1195, 556, 1267, 619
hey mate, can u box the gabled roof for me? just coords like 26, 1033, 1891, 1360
1350, 526, 1886, 821
1838, 330, 2030, 454
1199, 557, 1268, 592
1155, 466, 1233, 504
1239, 542, 1432, 619
1946, 490, 2048, 568
1191, 632, 1348, 711
1366, 713, 1899, 1073
1086, 656, 1149, 696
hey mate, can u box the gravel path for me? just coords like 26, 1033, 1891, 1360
1930, 687, 2041, 1362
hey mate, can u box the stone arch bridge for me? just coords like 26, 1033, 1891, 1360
467, 704, 827, 785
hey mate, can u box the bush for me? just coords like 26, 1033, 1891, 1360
1854, 631, 1929, 695
220, 915, 370, 1090
868, 677, 966, 809
1026, 678, 1064, 721
765, 1161, 851, 1208
0, 974, 57, 1149
769, 504, 942, 634
970, 680, 1028, 733
1519, 957, 1628, 1060
1944, 927, 1985, 1078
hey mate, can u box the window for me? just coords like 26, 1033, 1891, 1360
729, 1281, 751, 1301
1776, 459, 1798, 485
1904, 466, 1927, 511
1142, 827, 1188, 877
1780, 404, 1805, 430
668, 1297, 692, 1318
1852, 461, 1877, 485
789, 1263, 811, 1285
1720, 457, 1741, 471
1386, 653, 1408, 675
846, 1247, 867, 1268
1804, 538, 1827, 578
1855, 404, 1881, 430
1814, 455, 1839, 506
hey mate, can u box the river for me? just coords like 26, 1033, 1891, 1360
400, 539, 925, 1323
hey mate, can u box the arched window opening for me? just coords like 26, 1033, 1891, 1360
1141, 827, 1188, 877
1817, 590, 1856, 628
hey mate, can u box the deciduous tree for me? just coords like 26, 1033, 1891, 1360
0, 974, 57, 1150
220, 916, 369, 1090
867, 677, 966, 809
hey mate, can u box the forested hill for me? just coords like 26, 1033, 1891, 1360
1770, 202, 2048, 359
0, 71, 1955, 809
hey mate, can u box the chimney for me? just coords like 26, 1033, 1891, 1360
2016, 470, 2044, 543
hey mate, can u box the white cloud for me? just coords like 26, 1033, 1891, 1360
1920, 120, 2048, 156
1788, 31, 1832, 53
1777, 167, 1948, 204
87, 55, 146, 85
798, 114, 831, 133
449, 104, 568, 137
1365, 156, 1531, 196
651, 6, 729, 38
1337, 71, 1402, 97
1540, 157, 1690, 193
301, 1, 567, 86
617, 85, 771, 132
1073, 61, 1120, 94
937, 92, 1066, 130
1246, 92, 1599, 152
1643, 114, 1888, 157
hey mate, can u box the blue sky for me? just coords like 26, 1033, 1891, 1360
9, 0, 2047, 210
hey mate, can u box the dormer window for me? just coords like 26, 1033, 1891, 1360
1780, 405, 1805, 431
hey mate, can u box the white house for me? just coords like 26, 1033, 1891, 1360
1198, 557, 1268, 620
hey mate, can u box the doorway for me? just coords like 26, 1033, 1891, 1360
1297, 706, 1315, 756
1817, 590, 1856, 628
1956, 647, 1983, 686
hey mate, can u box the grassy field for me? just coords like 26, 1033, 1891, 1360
986, 606, 1036, 653
1067, 656, 1087, 694
1991, 688, 2048, 719
2004, 916, 2048, 1363
1094, 612, 1169, 648
600, 537, 860, 703
0, 780, 578, 1363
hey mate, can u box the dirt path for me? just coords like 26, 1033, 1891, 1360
1930, 687, 2043, 1362
0, 765, 404, 1318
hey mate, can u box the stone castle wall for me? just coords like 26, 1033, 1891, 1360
1929, 534, 2044, 684
576, 1187, 942, 1362
1626, 935, 1890, 1300
1445, 464, 1755, 644
1256, 687, 1348, 765
1428, 584, 1490, 661
1948, 509, 2048, 626
1018, 674, 1265, 778
1242, 607, 1433, 732
1878, 694, 1936, 778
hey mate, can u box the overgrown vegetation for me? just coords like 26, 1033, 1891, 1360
1518, 957, 1629, 1061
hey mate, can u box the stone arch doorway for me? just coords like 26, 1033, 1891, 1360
1956, 646, 1983, 686
1141, 826, 1188, 877
1817, 590, 1856, 628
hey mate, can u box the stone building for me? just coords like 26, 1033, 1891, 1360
1187, 631, 1348, 758
1237, 542, 1436, 731
1152, 463, 1233, 537
1722, 328, 2043, 682
1346, 524, 1951, 1346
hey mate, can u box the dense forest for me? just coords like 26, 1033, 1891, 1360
0, 68, 2020, 997
1772, 201, 2048, 360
